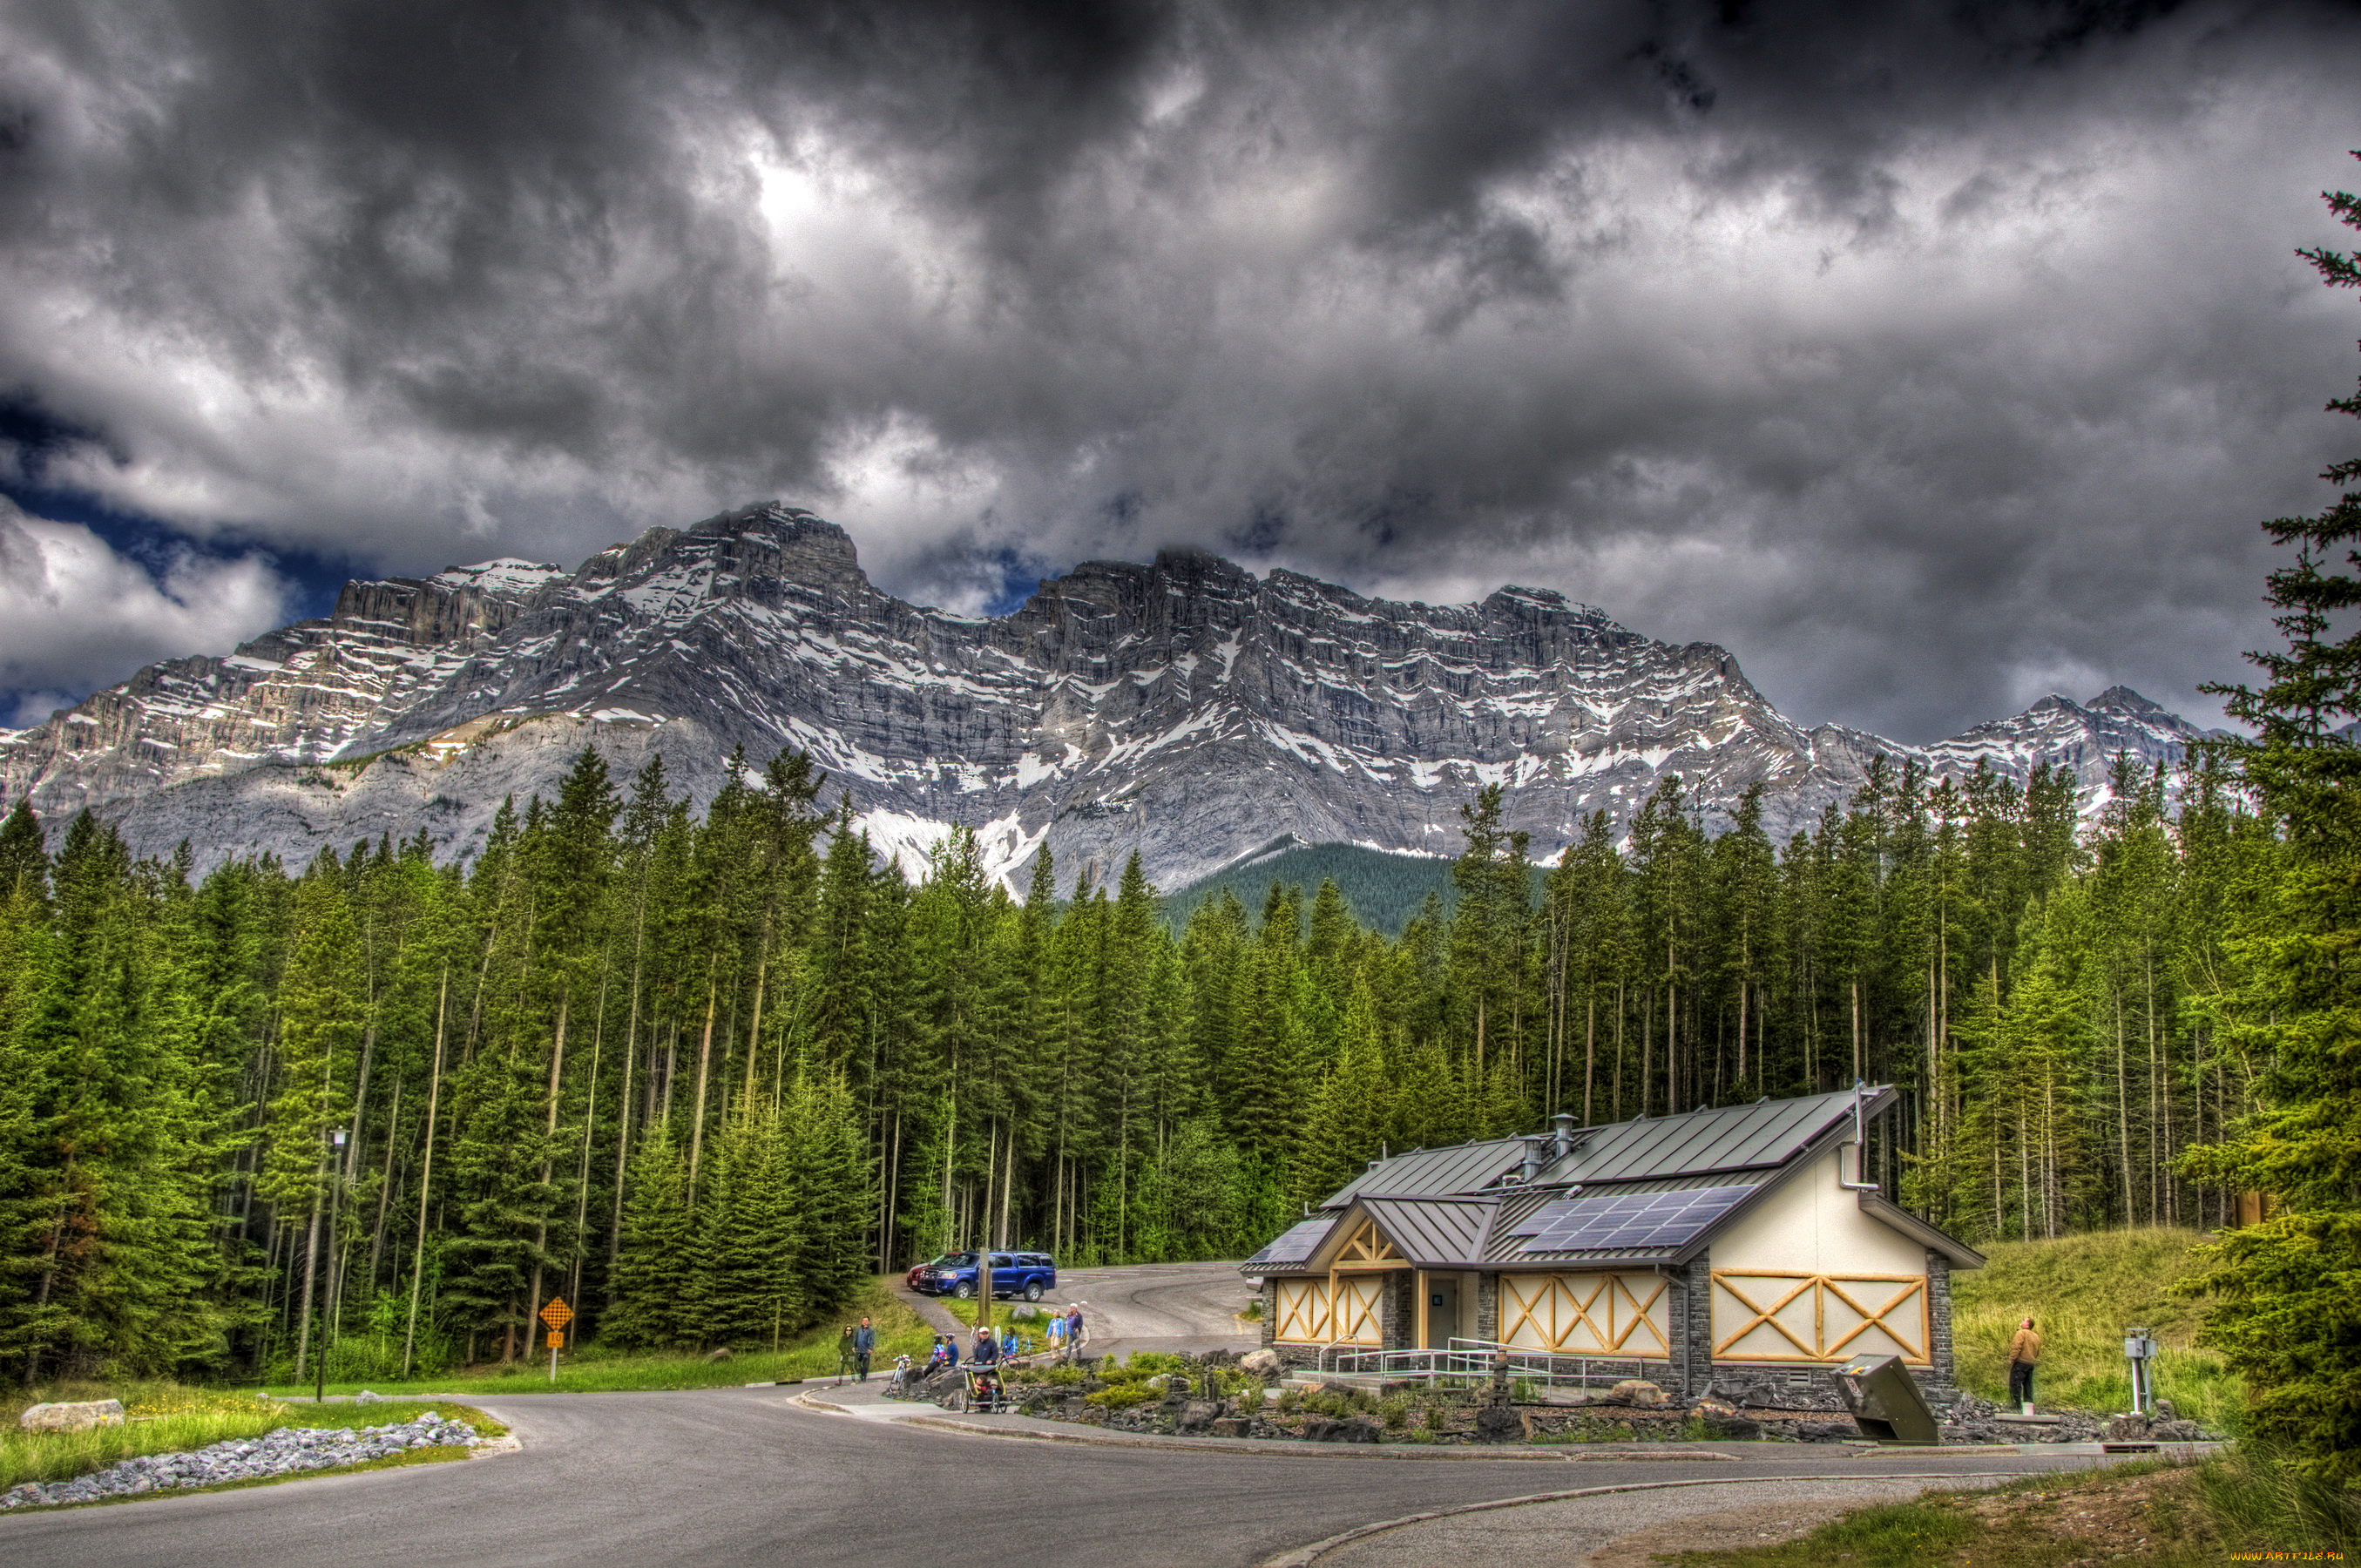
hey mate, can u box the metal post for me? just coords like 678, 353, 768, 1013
2122, 1328, 2155, 1416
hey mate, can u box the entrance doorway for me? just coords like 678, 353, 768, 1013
1424, 1275, 1459, 1349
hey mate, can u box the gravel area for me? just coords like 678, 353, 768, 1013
0, 1415, 481, 1511
1313, 1474, 2002, 1566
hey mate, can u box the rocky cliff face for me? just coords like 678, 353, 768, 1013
0, 503, 2221, 889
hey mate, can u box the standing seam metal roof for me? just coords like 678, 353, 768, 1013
1320, 1137, 1526, 1209
1536, 1090, 1869, 1186
1353, 1197, 1492, 1267
1251, 1089, 1954, 1280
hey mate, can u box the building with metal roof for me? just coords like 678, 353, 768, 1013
1241, 1085, 1983, 1398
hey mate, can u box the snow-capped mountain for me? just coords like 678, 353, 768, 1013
0, 504, 2221, 889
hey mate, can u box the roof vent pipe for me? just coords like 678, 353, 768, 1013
1550, 1112, 1577, 1162
1519, 1136, 1546, 1185
1838, 1078, 1881, 1193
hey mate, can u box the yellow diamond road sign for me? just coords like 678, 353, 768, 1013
540, 1298, 574, 1330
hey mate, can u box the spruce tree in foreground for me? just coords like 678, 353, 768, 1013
2183, 151, 2361, 1481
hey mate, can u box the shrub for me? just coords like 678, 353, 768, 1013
1421, 1402, 1446, 1432
1380, 1395, 1411, 1430
1085, 1384, 1158, 1410
1275, 1388, 1301, 1414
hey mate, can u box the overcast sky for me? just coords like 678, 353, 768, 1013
2, 0, 2358, 739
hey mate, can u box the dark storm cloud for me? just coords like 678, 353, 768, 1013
0, 0, 2357, 738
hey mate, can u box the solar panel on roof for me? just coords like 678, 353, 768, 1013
1245, 1217, 1334, 1267
1514, 1184, 1753, 1254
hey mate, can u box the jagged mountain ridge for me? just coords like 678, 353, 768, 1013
0, 503, 2220, 889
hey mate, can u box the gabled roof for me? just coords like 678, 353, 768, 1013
1356, 1197, 1492, 1268
1316, 1089, 1881, 1212
1536, 1089, 1876, 1187
1321, 1138, 1526, 1208
1241, 1215, 1336, 1274
1243, 1085, 1983, 1278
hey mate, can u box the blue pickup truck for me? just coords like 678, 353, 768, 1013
913, 1250, 1058, 1301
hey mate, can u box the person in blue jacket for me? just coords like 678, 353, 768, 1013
853, 1315, 876, 1382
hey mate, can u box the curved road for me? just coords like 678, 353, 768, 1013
0, 1382, 2128, 1568
1058, 1260, 1260, 1352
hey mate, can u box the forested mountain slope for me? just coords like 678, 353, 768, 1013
0, 503, 2215, 891
0, 740, 2256, 1383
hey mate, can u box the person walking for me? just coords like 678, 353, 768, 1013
853, 1315, 876, 1382
836, 1324, 856, 1385
2006, 1316, 2042, 1409
1065, 1301, 1086, 1364
966, 1321, 1002, 1411
1045, 1310, 1066, 1360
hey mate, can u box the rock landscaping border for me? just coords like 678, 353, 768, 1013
884, 1350, 2216, 1449
0, 1414, 484, 1510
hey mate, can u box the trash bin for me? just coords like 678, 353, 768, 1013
1833, 1354, 1939, 1445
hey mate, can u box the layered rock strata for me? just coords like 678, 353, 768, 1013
0, 504, 2218, 889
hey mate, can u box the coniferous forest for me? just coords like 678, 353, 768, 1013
0, 733, 2278, 1385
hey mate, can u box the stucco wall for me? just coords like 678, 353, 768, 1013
1707, 1146, 1936, 1369
1710, 1146, 1929, 1275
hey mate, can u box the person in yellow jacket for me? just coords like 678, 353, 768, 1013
2006, 1317, 2042, 1409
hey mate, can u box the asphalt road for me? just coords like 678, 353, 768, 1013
0, 1384, 2130, 1568
1059, 1259, 1261, 1352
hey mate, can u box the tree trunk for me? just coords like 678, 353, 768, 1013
403, 969, 449, 1379
687, 970, 719, 1199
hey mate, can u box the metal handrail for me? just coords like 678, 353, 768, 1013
1310, 1338, 1668, 1389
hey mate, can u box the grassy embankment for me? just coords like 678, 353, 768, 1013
1661, 1449, 2358, 1566
0, 1384, 505, 1494
1666, 1227, 2361, 1565
258, 1277, 935, 1399
1949, 1226, 2241, 1429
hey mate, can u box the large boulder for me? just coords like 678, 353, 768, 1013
1474, 1399, 1525, 1442
1606, 1380, 1668, 1408
19, 1400, 125, 1434
1175, 1399, 1223, 1434
1240, 1348, 1283, 1378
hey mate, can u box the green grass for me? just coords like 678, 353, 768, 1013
1951, 1226, 2243, 1429
258, 1279, 937, 1398
0, 1391, 504, 1492
1660, 1451, 2359, 1567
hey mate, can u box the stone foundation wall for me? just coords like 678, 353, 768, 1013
1926, 1249, 1955, 1386
1383, 1271, 1417, 1351
1703, 1361, 1958, 1407
1671, 1258, 1713, 1397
